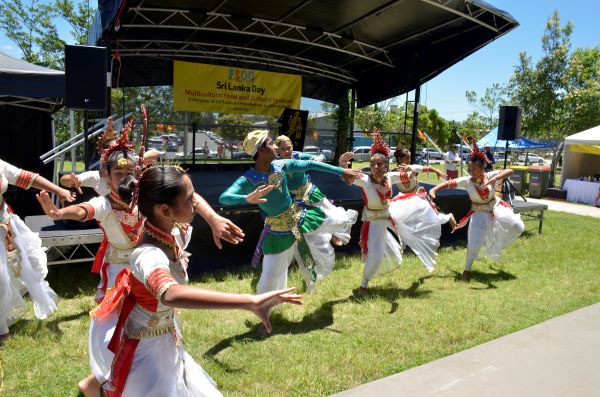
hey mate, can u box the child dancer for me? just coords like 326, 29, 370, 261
94, 165, 302, 396
394, 148, 456, 228
0, 158, 74, 344
339, 132, 441, 295
429, 142, 524, 281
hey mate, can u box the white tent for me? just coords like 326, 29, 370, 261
560, 125, 600, 187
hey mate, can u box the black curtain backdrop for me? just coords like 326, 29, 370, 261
0, 107, 54, 217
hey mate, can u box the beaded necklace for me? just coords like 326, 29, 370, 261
145, 220, 179, 256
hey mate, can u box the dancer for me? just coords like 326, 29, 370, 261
339, 132, 442, 296
38, 134, 244, 396
219, 131, 361, 304
274, 135, 357, 245
394, 148, 457, 229
89, 165, 302, 396
0, 158, 74, 344
59, 118, 160, 196
429, 142, 525, 281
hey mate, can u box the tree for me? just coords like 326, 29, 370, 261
55, 0, 94, 45
0, 0, 64, 69
465, 83, 509, 130
215, 113, 253, 143
459, 112, 489, 139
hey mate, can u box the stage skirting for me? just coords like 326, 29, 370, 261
563, 179, 600, 205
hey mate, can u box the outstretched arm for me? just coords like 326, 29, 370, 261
162, 286, 302, 334
31, 175, 75, 203
423, 166, 448, 180
485, 169, 513, 188
429, 180, 451, 199
219, 177, 274, 206
283, 159, 362, 184
193, 192, 244, 248
36, 190, 88, 220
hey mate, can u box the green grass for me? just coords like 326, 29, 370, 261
1, 211, 599, 396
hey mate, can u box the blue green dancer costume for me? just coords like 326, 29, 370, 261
219, 158, 349, 293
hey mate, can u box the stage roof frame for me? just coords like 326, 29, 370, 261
88, 0, 518, 106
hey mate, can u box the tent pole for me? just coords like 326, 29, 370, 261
410, 85, 420, 164
69, 110, 76, 172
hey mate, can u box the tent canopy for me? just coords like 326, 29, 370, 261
476, 127, 556, 151
560, 125, 600, 186
0, 51, 64, 112
88, 0, 518, 106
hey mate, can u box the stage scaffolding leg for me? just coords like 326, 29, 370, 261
410, 85, 421, 166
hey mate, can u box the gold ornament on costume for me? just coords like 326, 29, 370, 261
268, 173, 282, 190
97, 117, 116, 152
140, 159, 187, 177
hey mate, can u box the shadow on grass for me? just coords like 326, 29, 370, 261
203, 297, 351, 370
361, 275, 433, 313
450, 266, 517, 290
46, 263, 98, 298
10, 309, 89, 339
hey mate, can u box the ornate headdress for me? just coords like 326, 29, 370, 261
369, 128, 391, 158
100, 117, 135, 164
97, 117, 116, 152
468, 139, 490, 165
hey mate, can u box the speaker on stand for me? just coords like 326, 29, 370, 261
64, 45, 110, 169
497, 105, 525, 204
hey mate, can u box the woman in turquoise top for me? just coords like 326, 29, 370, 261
274, 135, 358, 247
220, 131, 360, 333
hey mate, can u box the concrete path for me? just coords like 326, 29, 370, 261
332, 303, 600, 397
517, 197, 600, 219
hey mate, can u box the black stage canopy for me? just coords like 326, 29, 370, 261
0, 51, 64, 112
88, 0, 517, 106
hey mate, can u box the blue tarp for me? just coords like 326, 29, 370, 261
476, 127, 556, 151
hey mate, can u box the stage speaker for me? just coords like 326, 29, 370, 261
498, 105, 522, 140
65, 45, 108, 111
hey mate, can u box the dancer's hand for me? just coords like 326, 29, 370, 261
58, 187, 77, 203
67, 173, 83, 194
206, 213, 245, 249
250, 287, 303, 333
341, 168, 362, 185
246, 184, 274, 204
338, 152, 353, 167
395, 164, 410, 172
36, 190, 62, 220
429, 189, 437, 199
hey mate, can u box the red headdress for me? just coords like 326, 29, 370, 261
369, 128, 390, 158
468, 139, 490, 165
100, 117, 135, 164
96, 117, 116, 152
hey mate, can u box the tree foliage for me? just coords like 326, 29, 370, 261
465, 83, 509, 131
215, 113, 253, 143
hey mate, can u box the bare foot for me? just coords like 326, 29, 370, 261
0, 332, 9, 346
460, 270, 471, 282
356, 287, 368, 297
448, 214, 457, 230
78, 374, 101, 397
256, 323, 269, 337
330, 235, 343, 247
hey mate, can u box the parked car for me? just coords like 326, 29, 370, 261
176, 148, 216, 159
231, 151, 252, 160
420, 148, 444, 160
517, 154, 547, 166
352, 146, 372, 162
158, 134, 182, 147
148, 137, 178, 152
320, 149, 333, 161
303, 146, 320, 155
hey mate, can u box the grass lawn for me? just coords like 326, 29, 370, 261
1, 211, 599, 396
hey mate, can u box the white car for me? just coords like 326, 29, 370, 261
517, 154, 547, 166
352, 146, 372, 162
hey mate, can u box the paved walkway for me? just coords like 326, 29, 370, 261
332, 303, 600, 397
516, 197, 600, 218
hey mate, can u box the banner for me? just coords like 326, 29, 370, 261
278, 108, 308, 150
173, 61, 301, 116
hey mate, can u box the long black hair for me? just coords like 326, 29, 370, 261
137, 166, 187, 220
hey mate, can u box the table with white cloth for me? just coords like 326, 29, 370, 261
562, 179, 600, 205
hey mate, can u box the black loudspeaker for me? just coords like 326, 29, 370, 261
498, 105, 522, 140
65, 45, 108, 110
278, 108, 309, 150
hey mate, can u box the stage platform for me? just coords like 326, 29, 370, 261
25, 215, 102, 266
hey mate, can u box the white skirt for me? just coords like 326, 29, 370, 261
468, 204, 525, 261
388, 195, 441, 272
360, 218, 404, 282
0, 213, 57, 333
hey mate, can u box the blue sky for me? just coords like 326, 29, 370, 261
1, 0, 598, 122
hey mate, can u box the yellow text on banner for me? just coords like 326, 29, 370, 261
173, 61, 301, 116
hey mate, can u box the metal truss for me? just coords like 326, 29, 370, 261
420, 0, 516, 33
117, 39, 357, 84
120, 7, 395, 79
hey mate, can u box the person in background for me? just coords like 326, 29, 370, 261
444, 144, 461, 179
217, 142, 225, 160
484, 144, 495, 172
594, 187, 600, 207
203, 141, 210, 159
